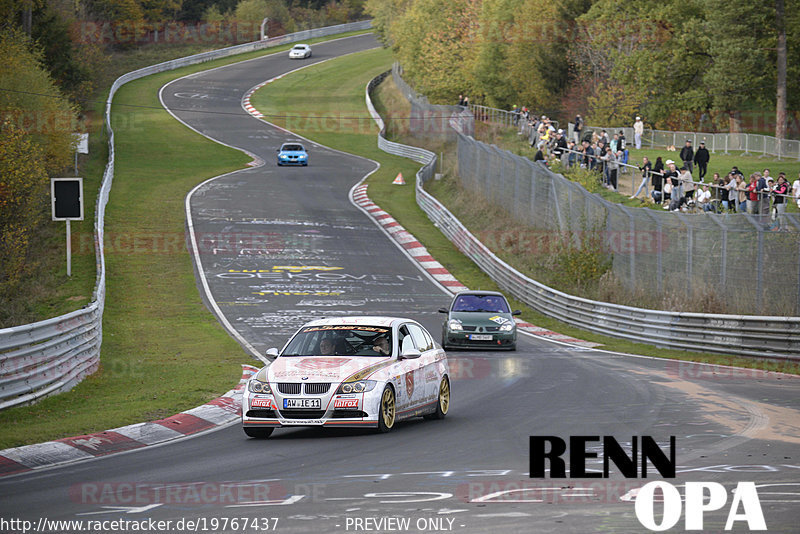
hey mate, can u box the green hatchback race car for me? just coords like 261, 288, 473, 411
439, 291, 520, 350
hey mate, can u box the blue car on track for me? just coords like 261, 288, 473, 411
277, 142, 308, 166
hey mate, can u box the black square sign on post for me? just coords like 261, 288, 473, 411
51, 177, 83, 277
51, 177, 84, 221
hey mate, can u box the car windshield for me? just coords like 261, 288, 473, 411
281, 326, 393, 357
292, 45, 306, 50
281, 144, 304, 152
452, 294, 510, 313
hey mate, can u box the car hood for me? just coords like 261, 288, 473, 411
448, 311, 514, 327
267, 355, 392, 383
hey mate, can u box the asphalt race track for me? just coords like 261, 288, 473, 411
2, 34, 799, 533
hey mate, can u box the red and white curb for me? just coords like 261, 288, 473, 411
351, 184, 602, 348
242, 74, 290, 119
351, 184, 468, 292
0, 364, 259, 477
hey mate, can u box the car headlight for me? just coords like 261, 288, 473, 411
248, 379, 272, 394
336, 380, 377, 394
280, 154, 288, 159
500, 323, 515, 332
447, 319, 463, 331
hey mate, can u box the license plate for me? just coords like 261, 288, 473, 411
283, 398, 321, 409
469, 334, 493, 341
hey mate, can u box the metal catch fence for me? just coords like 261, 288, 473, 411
365, 69, 800, 359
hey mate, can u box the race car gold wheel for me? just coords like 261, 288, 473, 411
243, 426, 274, 439
377, 385, 396, 433
425, 376, 450, 420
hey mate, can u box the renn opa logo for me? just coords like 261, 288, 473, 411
530, 436, 766, 531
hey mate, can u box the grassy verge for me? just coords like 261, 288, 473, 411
1, 29, 372, 329
0, 31, 372, 449
249, 50, 799, 375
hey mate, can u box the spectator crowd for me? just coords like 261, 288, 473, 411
513, 107, 799, 229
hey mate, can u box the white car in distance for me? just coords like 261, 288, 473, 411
288, 44, 312, 59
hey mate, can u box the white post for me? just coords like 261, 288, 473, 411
260, 18, 269, 40
66, 219, 72, 277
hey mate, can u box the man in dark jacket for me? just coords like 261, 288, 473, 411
694, 141, 710, 180
680, 140, 694, 173
574, 114, 584, 143
554, 130, 568, 157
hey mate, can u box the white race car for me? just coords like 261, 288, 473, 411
288, 44, 312, 59
242, 317, 450, 438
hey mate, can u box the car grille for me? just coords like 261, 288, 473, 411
461, 325, 501, 332
278, 410, 325, 419
485, 326, 501, 332
246, 409, 276, 418
277, 383, 302, 394
304, 383, 330, 395
462, 326, 477, 332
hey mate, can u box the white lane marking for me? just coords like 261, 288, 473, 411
474, 512, 532, 518
158, 35, 380, 361
77, 504, 163, 515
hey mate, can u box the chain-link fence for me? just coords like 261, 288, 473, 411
368, 71, 800, 356
391, 63, 474, 141
389, 69, 800, 316
454, 133, 800, 316
577, 125, 800, 160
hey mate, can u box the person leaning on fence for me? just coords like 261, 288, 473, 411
723, 173, 737, 212
772, 174, 789, 230
602, 147, 618, 189
736, 174, 748, 212
694, 141, 710, 180
662, 177, 674, 208
555, 130, 568, 156
680, 140, 694, 173
651, 168, 664, 204
565, 140, 577, 168
793, 170, 800, 208
757, 173, 770, 216
746, 174, 760, 214
631, 156, 652, 200
534, 142, 546, 163
696, 184, 714, 212
663, 159, 680, 197
680, 166, 694, 201
711, 172, 723, 203
633, 116, 644, 149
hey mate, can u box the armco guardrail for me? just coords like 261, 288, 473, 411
366, 71, 800, 360
0, 20, 373, 411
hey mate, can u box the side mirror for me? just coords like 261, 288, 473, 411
512, 310, 521, 316
265, 348, 279, 358
438, 307, 449, 314
399, 348, 422, 360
